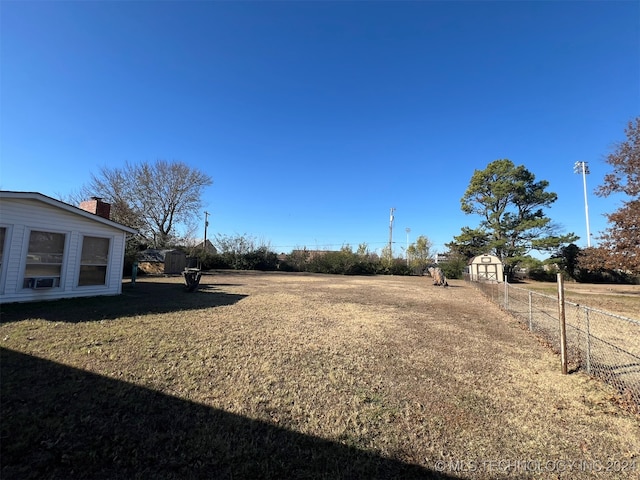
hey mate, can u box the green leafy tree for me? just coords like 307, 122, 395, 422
552, 243, 583, 281
579, 117, 640, 275
438, 252, 468, 279
214, 233, 272, 270
312, 246, 358, 274
243, 247, 279, 271
285, 249, 311, 272
458, 159, 577, 278
519, 256, 557, 282
379, 245, 393, 271
406, 235, 433, 274
445, 227, 491, 260
356, 243, 370, 256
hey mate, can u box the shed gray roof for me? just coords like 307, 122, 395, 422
137, 249, 185, 262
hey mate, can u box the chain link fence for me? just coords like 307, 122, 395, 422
466, 276, 640, 407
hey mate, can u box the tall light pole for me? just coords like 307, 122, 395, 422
573, 161, 591, 247
405, 227, 411, 266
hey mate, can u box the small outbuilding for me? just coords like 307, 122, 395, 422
137, 249, 187, 275
468, 254, 504, 282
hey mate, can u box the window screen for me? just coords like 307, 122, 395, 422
23, 230, 65, 288
78, 236, 110, 286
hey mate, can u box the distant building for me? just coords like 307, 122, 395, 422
434, 252, 452, 264
194, 239, 217, 254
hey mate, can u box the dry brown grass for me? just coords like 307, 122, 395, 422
2, 271, 639, 479
514, 279, 640, 360
519, 280, 640, 320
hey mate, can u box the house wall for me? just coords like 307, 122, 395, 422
0, 198, 129, 303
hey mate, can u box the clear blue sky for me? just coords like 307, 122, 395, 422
1, 1, 638, 256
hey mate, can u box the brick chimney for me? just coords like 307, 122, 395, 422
80, 197, 111, 220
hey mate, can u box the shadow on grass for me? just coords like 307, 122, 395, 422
1, 348, 457, 480
0, 278, 248, 324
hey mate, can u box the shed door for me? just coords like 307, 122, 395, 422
478, 264, 497, 281
164, 253, 180, 274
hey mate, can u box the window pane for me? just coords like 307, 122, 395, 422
25, 264, 63, 277
23, 231, 65, 288
28, 231, 65, 258
78, 266, 107, 286
81, 237, 110, 264
78, 236, 110, 286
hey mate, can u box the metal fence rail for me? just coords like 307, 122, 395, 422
467, 276, 640, 407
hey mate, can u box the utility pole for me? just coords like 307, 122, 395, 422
388, 207, 395, 258
203, 211, 210, 253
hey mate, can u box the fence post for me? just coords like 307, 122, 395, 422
528, 291, 533, 331
557, 273, 568, 375
585, 307, 591, 375
504, 276, 508, 310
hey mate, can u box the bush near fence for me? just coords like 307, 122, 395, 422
465, 275, 640, 408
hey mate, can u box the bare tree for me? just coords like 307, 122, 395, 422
83, 159, 213, 248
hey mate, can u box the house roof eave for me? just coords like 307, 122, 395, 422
0, 190, 138, 235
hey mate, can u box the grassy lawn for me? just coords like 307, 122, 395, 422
1, 272, 639, 479
516, 280, 640, 320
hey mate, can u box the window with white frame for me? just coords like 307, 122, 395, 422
78, 236, 110, 286
23, 230, 65, 288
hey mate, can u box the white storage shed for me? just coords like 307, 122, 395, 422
468, 254, 504, 283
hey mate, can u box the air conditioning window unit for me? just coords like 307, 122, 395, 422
33, 277, 56, 289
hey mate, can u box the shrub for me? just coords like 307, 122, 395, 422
438, 257, 467, 279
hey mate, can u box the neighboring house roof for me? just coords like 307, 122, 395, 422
0, 191, 138, 234
194, 239, 217, 253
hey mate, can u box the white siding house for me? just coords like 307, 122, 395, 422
0, 191, 137, 303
